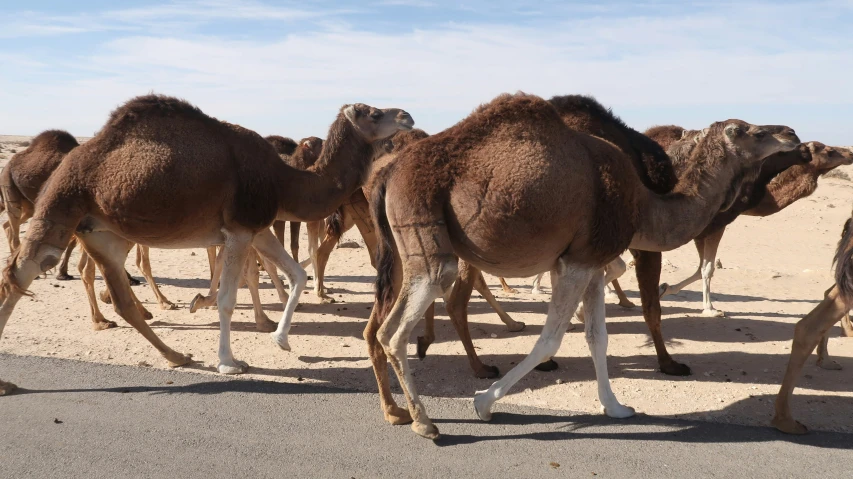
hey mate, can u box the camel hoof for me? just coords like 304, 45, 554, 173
618, 300, 636, 309
534, 359, 559, 372
702, 308, 725, 318
659, 361, 691, 376
817, 359, 843, 371
384, 406, 413, 425
0, 380, 18, 396
189, 294, 205, 314
270, 332, 291, 351
318, 295, 335, 304
412, 421, 440, 440
166, 352, 193, 368
473, 391, 493, 421
128, 276, 142, 286
218, 359, 248, 374
255, 316, 277, 333
659, 283, 672, 297
772, 416, 808, 435
140, 308, 154, 321
160, 301, 178, 311
56, 273, 74, 281
603, 404, 636, 419
92, 319, 118, 331
505, 321, 526, 333
416, 336, 431, 359
502, 287, 519, 294
474, 364, 500, 379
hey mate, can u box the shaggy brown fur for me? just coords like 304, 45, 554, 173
644, 125, 686, 152
0, 93, 413, 379
368, 92, 798, 437
265, 135, 298, 156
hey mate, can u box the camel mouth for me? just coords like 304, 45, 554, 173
398, 123, 414, 131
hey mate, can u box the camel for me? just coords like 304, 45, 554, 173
302, 128, 526, 379
773, 206, 853, 434
661, 142, 853, 319
0, 130, 174, 330
0, 94, 414, 396
366, 92, 799, 438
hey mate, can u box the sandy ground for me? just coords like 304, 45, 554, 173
2, 134, 853, 433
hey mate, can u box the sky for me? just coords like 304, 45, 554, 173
0, 0, 851, 144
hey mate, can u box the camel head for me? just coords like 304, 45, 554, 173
342, 103, 414, 143
808, 142, 853, 172
720, 120, 800, 166
297, 136, 324, 162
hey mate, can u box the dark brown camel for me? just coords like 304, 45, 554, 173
0, 94, 413, 396
366, 92, 798, 438
773, 205, 853, 434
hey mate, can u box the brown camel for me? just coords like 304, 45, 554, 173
367, 92, 798, 438
305, 128, 526, 379
0, 130, 173, 331
0, 94, 413, 394
773, 205, 853, 434
270, 136, 325, 263
661, 142, 853, 319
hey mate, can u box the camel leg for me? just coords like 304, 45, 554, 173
660, 238, 704, 298
136, 246, 176, 310
773, 285, 848, 434
842, 312, 853, 337
206, 246, 217, 281
79, 231, 191, 367
531, 272, 546, 294
604, 257, 635, 308
474, 261, 595, 421
78, 250, 117, 330
312, 224, 339, 304
289, 221, 301, 263
259, 254, 290, 305
273, 220, 286, 247
56, 237, 78, 280
473, 271, 525, 332
212, 230, 254, 374
191, 247, 224, 312
499, 277, 518, 294
441, 263, 499, 379
416, 303, 437, 360
632, 249, 691, 375
252, 229, 307, 352
365, 304, 411, 425
698, 228, 726, 317
306, 220, 331, 301
244, 253, 276, 332
816, 329, 843, 370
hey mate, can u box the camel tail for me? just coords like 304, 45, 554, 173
324, 206, 345, 244
834, 217, 853, 306
372, 174, 395, 321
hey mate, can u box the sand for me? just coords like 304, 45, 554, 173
2, 134, 853, 432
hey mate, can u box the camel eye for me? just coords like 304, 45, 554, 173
755, 131, 767, 139
370, 111, 383, 120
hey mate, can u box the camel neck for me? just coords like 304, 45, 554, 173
630, 139, 742, 252
276, 118, 372, 222
744, 163, 820, 217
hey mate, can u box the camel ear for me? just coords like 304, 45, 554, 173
724, 124, 742, 139
809, 142, 825, 153
680, 130, 691, 139
343, 105, 358, 126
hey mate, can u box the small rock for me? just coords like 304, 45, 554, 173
524, 388, 533, 394
556, 379, 563, 385
771, 273, 782, 279
166, 381, 174, 385
337, 240, 361, 249
549, 462, 560, 469
137, 361, 151, 367
490, 333, 498, 339
191, 252, 196, 256
86, 351, 92, 356
715, 259, 723, 269
53, 418, 63, 424
297, 376, 304, 382
828, 204, 835, 208
341, 343, 350, 348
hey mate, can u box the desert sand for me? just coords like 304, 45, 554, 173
2, 133, 853, 432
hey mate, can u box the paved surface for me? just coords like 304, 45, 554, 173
1, 354, 852, 478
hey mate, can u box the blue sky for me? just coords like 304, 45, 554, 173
1, 0, 851, 144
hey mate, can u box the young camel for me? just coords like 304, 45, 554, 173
660, 142, 853, 318
368, 92, 798, 438
773, 207, 853, 434
0, 94, 414, 396
0, 131, 174, 331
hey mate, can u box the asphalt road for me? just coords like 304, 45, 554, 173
1, 353, 852, 478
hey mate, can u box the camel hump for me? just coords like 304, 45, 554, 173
104, 94, 216, 132
265, 135, 298, 156
27, 130, 79, 153
835, 215, 853, 306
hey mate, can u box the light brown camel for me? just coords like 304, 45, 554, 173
0, 94, 413, 395
773, 206, 853, 434
304, 128, 526, 379
661, 142, 853, 319
367, 92, 798, 438
0, 130, 174, 331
